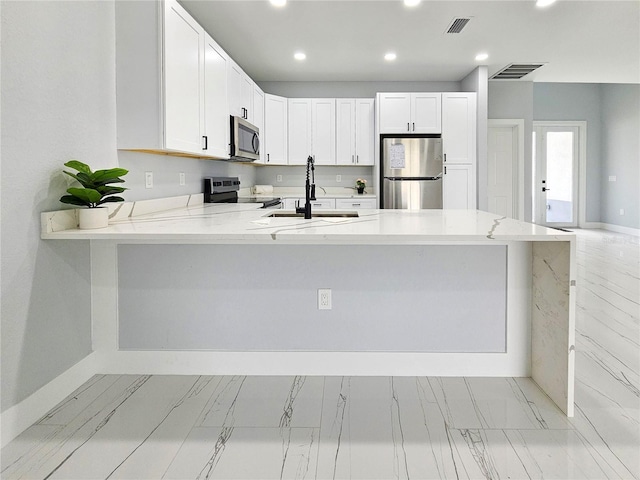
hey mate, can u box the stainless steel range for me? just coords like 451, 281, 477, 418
203, 177, 281, 208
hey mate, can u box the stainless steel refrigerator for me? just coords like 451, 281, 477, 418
381, 136, 443, 209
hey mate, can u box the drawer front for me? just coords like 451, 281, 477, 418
307, 198, 336, 209
335, 198, 377, 209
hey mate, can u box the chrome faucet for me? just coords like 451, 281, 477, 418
296, 155, 315, 219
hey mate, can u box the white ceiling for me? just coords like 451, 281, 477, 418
180, 0, 640, 84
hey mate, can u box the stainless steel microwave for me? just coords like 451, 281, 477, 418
229, 115, 260, 162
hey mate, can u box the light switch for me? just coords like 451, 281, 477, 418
609, 176, 617, 182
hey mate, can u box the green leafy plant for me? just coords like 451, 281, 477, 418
355, 178, 367, 191
60, 160, 128, 208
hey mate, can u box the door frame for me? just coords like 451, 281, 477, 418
532, 121, 587, 228
488, 119, 525, 220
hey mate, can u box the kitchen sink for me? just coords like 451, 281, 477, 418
267, 211, 359, 218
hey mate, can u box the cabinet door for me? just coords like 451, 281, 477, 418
336, 99, 356, 165
227, 60, 243, 118
442, 93, 476, 164
443, 164, 475, 209
288, 98, 312, 165
252, 85, 265, 163
411, 93, 441, 133
203, 34, 228, 158
355, 99, 375, 165
164, 0, 204, 154
241, 75, 253, 122
378, 93, 411, 134
312, 98, 336, 165
264, 94, 288, 165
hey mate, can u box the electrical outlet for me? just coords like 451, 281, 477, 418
179, 172, 186, 186
620, 209, 625, 216
277, 174, 283, 183
318, 288, 332, 310
609, 176, 617, 182
336, 174, 342, 183
145, 171, 153, 189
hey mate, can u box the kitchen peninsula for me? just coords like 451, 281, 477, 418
42, 199, 576, 416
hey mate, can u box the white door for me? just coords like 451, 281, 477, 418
443, 164, 473, 209
411, 93, 441, 133
487, 126, 515, 217
312, 98, 336, 165
336, 99, 356, 165
164, 0, 203, 154
288, 98, 312, 165
378, 93, 411, 133
355, 99, 375, 165
264, 94, 288, 165
533, 126, 580, 227
203, 34, 228, 158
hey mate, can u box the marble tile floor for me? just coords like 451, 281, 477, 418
2, 229, 638, 480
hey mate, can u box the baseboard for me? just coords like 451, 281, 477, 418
581, 222, 602, 229
600, 222, 640, 236
0, 352, 102, 447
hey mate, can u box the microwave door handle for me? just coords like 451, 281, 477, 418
252, 133, 260, 154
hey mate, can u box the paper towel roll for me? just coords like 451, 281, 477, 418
252, 185, 274, 194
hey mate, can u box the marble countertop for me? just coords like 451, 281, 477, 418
240, 187, 376, 199
41, 202, 575, 244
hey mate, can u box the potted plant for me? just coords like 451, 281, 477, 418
355, 178, 367, 194
60, 160, 128, 229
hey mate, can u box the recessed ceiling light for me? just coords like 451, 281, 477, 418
404, 0, 421, 6
475, 53, 489, 61
270, 0, 286, 7
536, 0, 556, 7
294, 52, 306, 61
384, 52, 397, 61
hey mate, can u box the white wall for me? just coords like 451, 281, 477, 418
600, 84, 640, 229
0, 1, 116, 411
488, 81, 534, 221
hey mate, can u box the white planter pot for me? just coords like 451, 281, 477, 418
78, 207, 109, 229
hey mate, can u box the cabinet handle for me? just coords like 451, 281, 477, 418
202, 136, 208, 150
352, 203, 361, 206
413, 122, 415, 131
444, 166, 447, 174
444, 153, 447, 162
267, 153, 270, 163
352, 155, 355, 164
407, 122, 410, 131
356, 155, 359, 164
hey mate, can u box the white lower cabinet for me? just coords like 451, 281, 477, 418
282, 197, 377, 210
335, 198, 377, 209
443, 164, 476, 209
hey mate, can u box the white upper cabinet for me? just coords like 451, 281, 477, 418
163, 0, 204, 154
378, 93, 442, 134
202, 33, 229, 159
442, 93, 476, 165
264, 94, 288, 165
337, 99, 374, 165
252, 85, 265, 162
288, 98, 313, 165
115, 0, 229, 158
227, 60, 255, 122
412, 93, 442, 133
311, 99, 336, 165
355, 99, 375, 165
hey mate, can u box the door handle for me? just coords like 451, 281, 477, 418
542, 187, 551, 192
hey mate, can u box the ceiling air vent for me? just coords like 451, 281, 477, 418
446, 17, 471, 34
491, 63, 547, 80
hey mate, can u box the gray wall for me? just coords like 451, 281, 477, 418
488, 81, 534, 221
600, 84, 640, 229
1, 1, 116, 411
118, 151, 257, 201
533, 83, 603, 224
